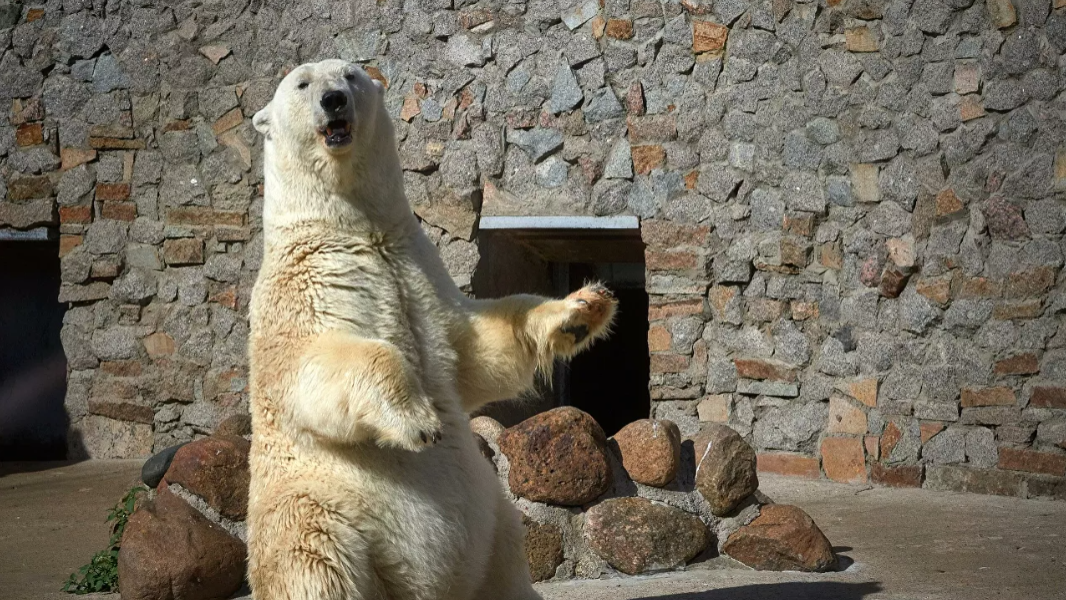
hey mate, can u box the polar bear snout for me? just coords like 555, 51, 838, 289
316, 89, 354, 149
321, 90, 348, 113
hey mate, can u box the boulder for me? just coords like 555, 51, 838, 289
522, 515, 564, 582
497, 407, 613, 505
141, 443, 187, 489
163, 435, 250, 520
214, 413, 252, 437
691, 424, 759, 516
722, 504, 836, 572
470, 415, 505, 444
585, 497, 710, 575
118, 487, 246, 600
612, 419, 682, 487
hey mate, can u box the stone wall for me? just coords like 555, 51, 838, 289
1, 0, 1065, 498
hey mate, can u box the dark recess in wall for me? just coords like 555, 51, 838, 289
0, 239, 69, 460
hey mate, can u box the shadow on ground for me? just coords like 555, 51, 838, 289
634, 581, 883, 600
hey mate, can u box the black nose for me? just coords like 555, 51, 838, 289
321, 90, 347, 112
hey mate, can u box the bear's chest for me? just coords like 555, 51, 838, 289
310, 242, 457, 382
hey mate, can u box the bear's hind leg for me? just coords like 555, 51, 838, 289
470, 500, 543, 600
249, 494, 384, 600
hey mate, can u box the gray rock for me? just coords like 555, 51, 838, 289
922, 428, 966, 464
965, 427, 998, 468
141, 443, 189, 488
535, 157, 568, 188
92, 54, 130, 93
550, 64, 583, 114
781, 171, 826, 214
750, 188, 785, 231
585, 88, 624, 123
92, 327, 139, 361
752, 402, 830, 452
737, 380, 800, 397
900, 288, 940, 334
506, 128, 563, 163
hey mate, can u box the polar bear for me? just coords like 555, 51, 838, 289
246, 59, 616, 600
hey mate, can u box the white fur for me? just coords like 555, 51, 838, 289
246, 60, 615, 600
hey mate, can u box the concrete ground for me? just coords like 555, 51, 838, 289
1, 462, 1064, 600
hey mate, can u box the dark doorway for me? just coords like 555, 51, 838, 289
556, 263, 650, 437
471, 217, 649, 435
0, 238, 69, 460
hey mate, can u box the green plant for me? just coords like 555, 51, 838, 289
62, 485, 147, 594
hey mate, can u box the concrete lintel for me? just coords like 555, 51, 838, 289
479, 216, 640, 231
0, 227, 53, 241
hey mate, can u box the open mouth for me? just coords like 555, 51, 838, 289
319, 119, 352, 147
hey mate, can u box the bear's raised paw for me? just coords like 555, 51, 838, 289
553, 284, 617, 357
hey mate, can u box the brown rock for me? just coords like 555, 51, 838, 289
8, 176, 54, 200
163, 238, 204, 266
163, 435, 250, 520
606, 18, 634, 39
523, 515, 563, 582
920, 421, 945, 444
214, 413, 252, 437
820, 437, 867, 484
1030, 387, 1066, 409
692, 424, 759, 516
994, 353, 1039, 375
734, 358, 796, 382
585, 497, 710, 575
828, 395, 867, 435
647, 325, 671, 352
757, 453, 821, 479
16, 122, 44, 146
118, 486, 246, 600
692, 20, 728, 53
88, 400, 154, 424
880, 422, 902, 459
961, 387, 1016, 408
935, 189, 964, 217
870, 464, 923, 488
143, 332, 176, 358
722, 504, 836, 572
497, 407, 613, 505
879, 266, 910, 299
626, 82, 645, 116
631, 144, 666, 175
998, 447, 1066, 477
859, 256, 881, 287
613, 419, 681, 487
987, 0, 1017, 28
959, 96, 986, 122
61, 148, 98, 170
984, 196, 1030, 241
917, 276, 952, 305
845, 27, 878, 52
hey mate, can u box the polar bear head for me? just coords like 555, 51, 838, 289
253, 59, 388, 161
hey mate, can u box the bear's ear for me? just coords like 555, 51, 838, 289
371, 78, 384, 95
253, 104, 272, 137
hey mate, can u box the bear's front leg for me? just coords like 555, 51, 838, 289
291, 330, 442, 451
454, 284, 616, 412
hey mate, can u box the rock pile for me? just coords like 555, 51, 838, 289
120, 435, 249, 600
485, 407, 835, 580
117, 408, 835, 595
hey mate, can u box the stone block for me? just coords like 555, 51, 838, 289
820, 437, 867, 484
998, 447, 1066, 477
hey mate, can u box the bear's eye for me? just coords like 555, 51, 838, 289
344, 73, 356, 82
297, 82, 309, 90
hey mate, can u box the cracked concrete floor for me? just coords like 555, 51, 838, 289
2, 461, 1064, 600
